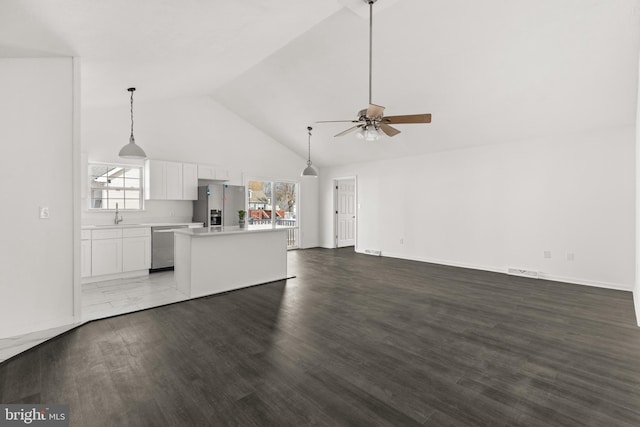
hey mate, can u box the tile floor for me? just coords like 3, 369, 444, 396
81, 271, 189, 321
0, 271, 188, 363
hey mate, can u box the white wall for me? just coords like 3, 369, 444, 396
81, 95, 320, 247
0, 58, 77, 338
322, 127, 635, 290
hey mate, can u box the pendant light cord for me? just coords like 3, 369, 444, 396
130, 89, 135, 139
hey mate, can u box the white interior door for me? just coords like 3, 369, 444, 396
336, 178, 356, 247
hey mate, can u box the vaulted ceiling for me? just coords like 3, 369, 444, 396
1, 0, 639, 167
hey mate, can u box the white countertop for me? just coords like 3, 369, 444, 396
81, 222, 203, 230
174, 226, 287, 237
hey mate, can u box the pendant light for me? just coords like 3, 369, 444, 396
301, 126, 318, 177
118, 87, 147, 159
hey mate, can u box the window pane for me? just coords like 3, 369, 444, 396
125, 190, 140, 200
108, 176, 125, 187
275, 182, 298, 248
89, 164, 109, 185
123, 178, 140, 189
274, 182, 297, 228
90, 198, 104, 209
247, 180, 272, 229
124, 199, 140, 210
88, 163, 143, 210
106, 198, 124, 210
124, 167, 140, 179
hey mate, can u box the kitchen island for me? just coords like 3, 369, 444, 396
174, 227, 288, 298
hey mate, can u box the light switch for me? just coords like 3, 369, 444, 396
39, 207, 50, 219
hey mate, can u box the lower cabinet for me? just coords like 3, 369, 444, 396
86, 227, 150, 280
91, 238, 123, 276
122, 236, 151, 272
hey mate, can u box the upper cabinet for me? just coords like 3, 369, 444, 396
182, 163, 198, 200
197, 164, 216, 180
225, 169, 243, 186
197, 164, 243, 186
145, 159, 198, 201
145, 159, 167, 200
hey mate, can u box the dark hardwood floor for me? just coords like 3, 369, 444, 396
1, 248, 640, 426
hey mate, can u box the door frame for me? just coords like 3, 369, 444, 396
333, 176, 358, 249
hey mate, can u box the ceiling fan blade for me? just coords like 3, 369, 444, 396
383, 113, 432, 124
379, 123, 401, 137
316, 120, 360, 123
366, 104, 385, 119
335, 125, 362, 137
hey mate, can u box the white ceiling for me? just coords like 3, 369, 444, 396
1, 0, 639, 166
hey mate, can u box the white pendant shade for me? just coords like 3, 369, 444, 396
119, 87, 147, 159
302, 162, 318, 177
119, 136, 147, 159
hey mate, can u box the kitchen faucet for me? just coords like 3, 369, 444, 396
114, 203, 123, 224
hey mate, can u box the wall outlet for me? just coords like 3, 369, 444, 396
566, 253, 575, 261
39, 207, 50, 219
543, 250, 551, 259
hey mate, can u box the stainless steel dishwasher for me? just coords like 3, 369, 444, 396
151, 225, 188, 271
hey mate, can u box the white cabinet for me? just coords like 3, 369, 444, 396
91, 229, 123, 277
122, 227, 151, 272
165, 161, 183, 200
145, 159, 197, 200
145, 159, 166, 200
123, 237, 150, 272
215, 168, 230, 181
226, 170, 243, 186
197, 164, 243, 185
86, 227, 150, 280
197, 164, 216, 180
182, 163, 198, 200
81, 229, 92, 278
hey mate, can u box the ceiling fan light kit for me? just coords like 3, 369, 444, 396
357, 125, 380, 142
119, 87, 147, 159
316, 0, 431, 140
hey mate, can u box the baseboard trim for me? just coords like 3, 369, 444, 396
82, 269, 149, 284
378, 251, 505, 274
0, 315, 76, 340
365, 251, 632, 292
538, 273, 632, 292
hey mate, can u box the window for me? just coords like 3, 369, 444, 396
247, 179, 298, 248
88, 163, 143, 210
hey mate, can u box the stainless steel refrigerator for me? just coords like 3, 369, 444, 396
222, 184, 246, 227
193, 183, 245, 227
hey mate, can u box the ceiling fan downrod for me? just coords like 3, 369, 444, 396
366, 0, 377, 106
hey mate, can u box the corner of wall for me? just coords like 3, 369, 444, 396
634, 290, 640, 327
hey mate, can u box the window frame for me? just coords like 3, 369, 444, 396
87, 161, 145, 211
246, 178, 299, 249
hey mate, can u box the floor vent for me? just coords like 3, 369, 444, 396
507, 268, 539, 279
364, 249, 382, 256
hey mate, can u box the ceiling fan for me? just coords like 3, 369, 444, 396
317, 0, 431, 141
